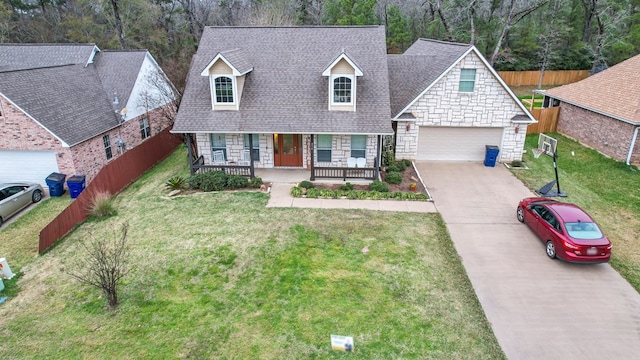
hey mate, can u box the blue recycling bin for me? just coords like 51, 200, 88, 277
45, 172, 66, 196
67, 175, 86, 199
484, 145, 500, 167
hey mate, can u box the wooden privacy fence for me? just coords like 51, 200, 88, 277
498, 70, 589, 86
39, 128, 183, 253
527, 107, 560, 134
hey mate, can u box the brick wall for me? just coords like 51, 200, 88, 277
558, 103, 640, 164
70, 106, 174, 181
395, 51, 528, 162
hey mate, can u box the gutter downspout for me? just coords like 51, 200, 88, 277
627, 126, 640, 165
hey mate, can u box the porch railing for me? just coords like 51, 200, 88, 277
311, 166, 377, 181
191, 156, 253, 177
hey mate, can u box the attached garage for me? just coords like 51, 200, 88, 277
417, 127, 504, 161
0, 150, 59, 186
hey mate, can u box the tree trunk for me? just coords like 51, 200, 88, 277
590, 10, 606, 73
469, 0, 476, 45
581, 0, 597, 43
490, 0, 517, 65
490, 0, 548, 66
110, 0, 126, 50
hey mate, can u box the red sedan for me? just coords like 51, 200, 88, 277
517, 197, 612, 263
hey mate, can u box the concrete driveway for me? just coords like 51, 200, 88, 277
417, 161, 640, 360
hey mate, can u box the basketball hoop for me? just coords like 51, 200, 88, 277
532, 148, 545, 159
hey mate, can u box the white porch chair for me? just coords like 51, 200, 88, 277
347, 157, 357, 167
238, 149, 251, 165
213, 150, 226, 164
356, 157, 366, 168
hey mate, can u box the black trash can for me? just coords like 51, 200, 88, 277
45, 172, 66, 196
484, 145, 500, 167
67, 175, 86, 199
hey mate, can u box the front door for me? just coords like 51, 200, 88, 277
274, 134, 302, 167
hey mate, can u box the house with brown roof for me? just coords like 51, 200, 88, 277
0, 44, 176, 186
541, 54, 640, 165
172, 26, 534, 180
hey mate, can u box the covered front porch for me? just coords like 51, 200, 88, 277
184, 133, 383, 181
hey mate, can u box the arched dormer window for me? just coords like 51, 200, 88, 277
214, 76, 234, 103
333, 76, 353, 104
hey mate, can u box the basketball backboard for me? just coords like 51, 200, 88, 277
537, 133, 557, 157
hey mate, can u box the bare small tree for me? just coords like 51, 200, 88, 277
137, 67, 180, 129
69, 223, 132, 309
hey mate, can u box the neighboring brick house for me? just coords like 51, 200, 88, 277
0, 44, 176, 186
172, 27, 534, 180
541, 54, 640, 165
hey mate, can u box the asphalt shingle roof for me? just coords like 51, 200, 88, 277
95, 50, 147, 112
388, 39, 471, 117
0, 45, 151, 145
0, 43, 97, 72
545, 54, 640, 124
218, 48, 253, 74
174, 26, 393, 135
0, 65, 119, 145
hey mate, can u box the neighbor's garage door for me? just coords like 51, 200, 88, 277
417, 127, 504, 161
0, 150, 59, 186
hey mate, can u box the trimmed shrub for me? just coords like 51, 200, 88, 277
204, 171, 229, 191
401, 159, 412, 168
339, 182, 355, 191
187, 173, 206, 190
369, 180, 389, 192
385, 171, 402, 185
188, 170, 228, 191
249, 177, 264, 188
227, 175, 249, 189
386, 162, 402, 172
298, 180, 315, 189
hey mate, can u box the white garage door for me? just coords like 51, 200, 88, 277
0, 150, 59, 186
417, 127, 504, 161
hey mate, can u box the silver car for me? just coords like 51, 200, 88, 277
0, 183, 44, 227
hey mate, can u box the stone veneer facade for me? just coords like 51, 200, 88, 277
196, 133, 377, 169
0, 95, 174, 182
395, 51, 529, 162
557, 103, 640, 165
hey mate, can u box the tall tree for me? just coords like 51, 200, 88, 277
385, 4, 411, 52
295, 0, 324, 24
324, 0, 378, 25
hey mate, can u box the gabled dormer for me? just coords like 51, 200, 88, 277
322, 52, 363, 112
200, 48, 252, 111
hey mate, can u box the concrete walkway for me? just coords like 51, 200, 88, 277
418, 161, 640, 360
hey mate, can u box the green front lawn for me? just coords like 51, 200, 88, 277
0, 147, 503, 359
511, 134, 640, 291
